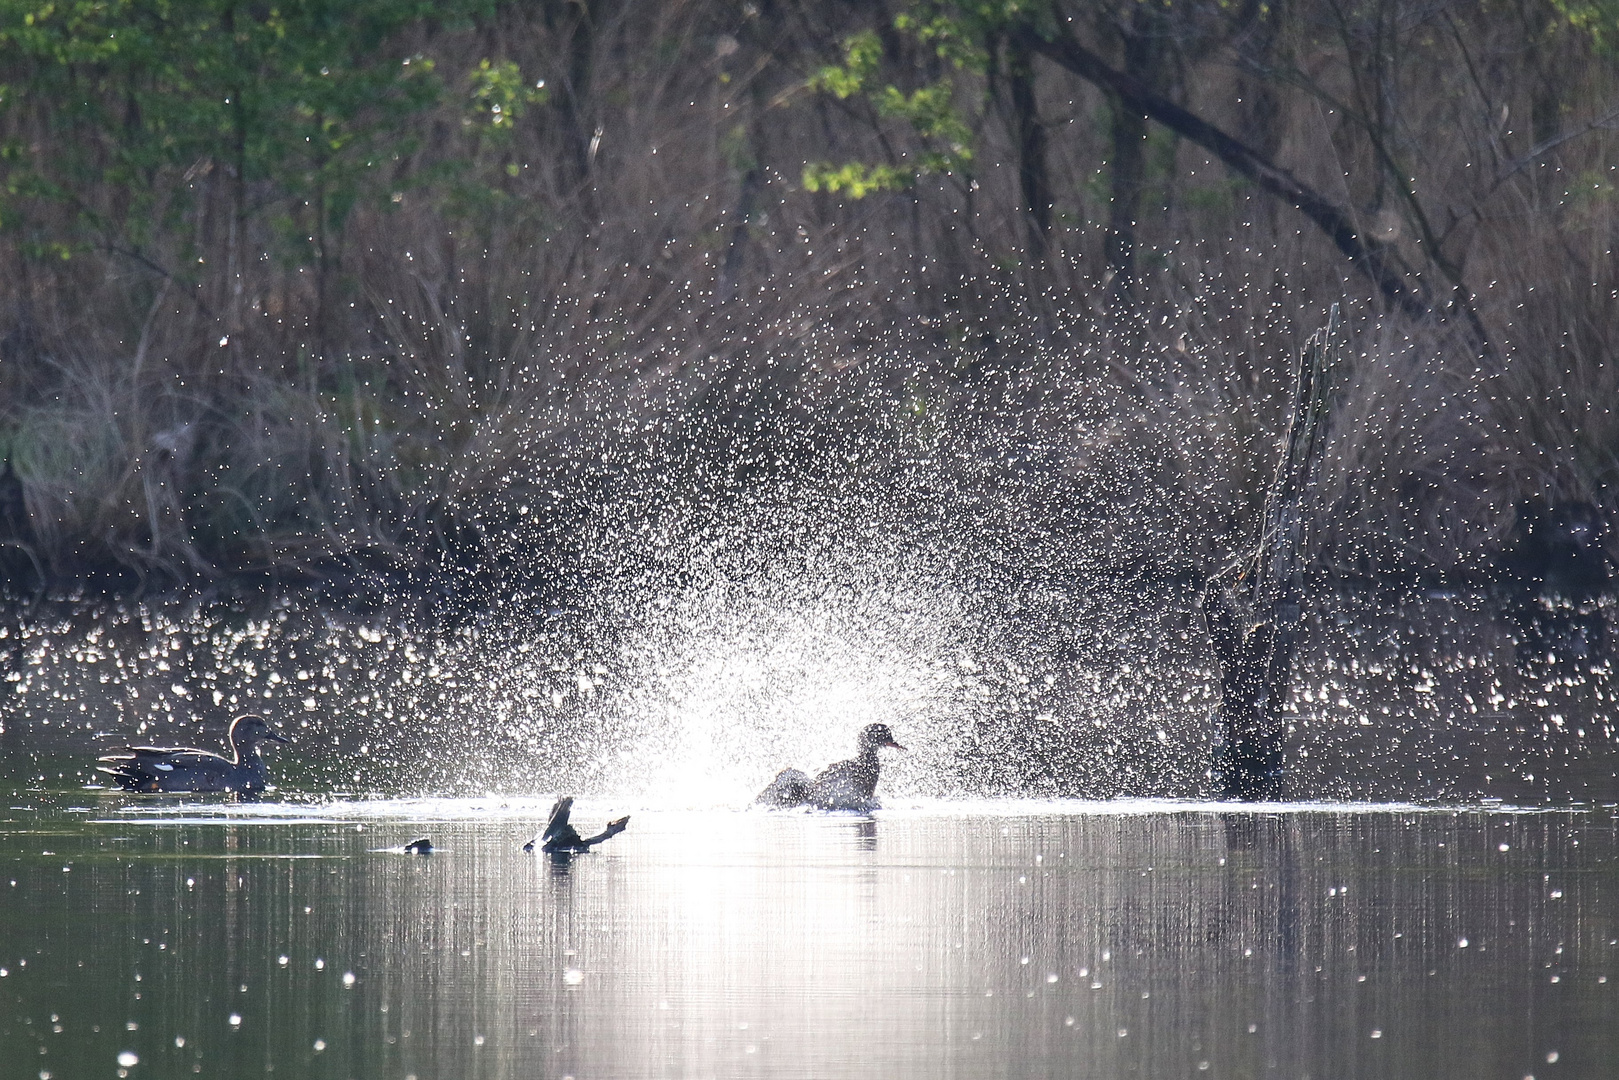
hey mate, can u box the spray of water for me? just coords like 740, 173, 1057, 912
1, 295, 1613, 804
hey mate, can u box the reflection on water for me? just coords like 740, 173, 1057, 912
2, 794, 1616, 1078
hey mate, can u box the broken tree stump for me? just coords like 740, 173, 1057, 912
1202, 304, 1342, 800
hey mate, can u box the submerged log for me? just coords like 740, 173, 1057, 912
1203, 305, 1342, 799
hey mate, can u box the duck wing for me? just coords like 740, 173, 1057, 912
811, 758, 880, 811
96, 748, 241, 792
543, 797, 576, 840
126, 747, 230, 766
524, 796, 584, 852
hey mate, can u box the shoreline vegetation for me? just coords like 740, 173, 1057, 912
0, 0, 1615, 600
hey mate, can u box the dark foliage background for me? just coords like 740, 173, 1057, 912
0, 0, 1614, 594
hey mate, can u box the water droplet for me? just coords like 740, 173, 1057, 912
563, 968, 584, 985
116, 1052, 138, 1067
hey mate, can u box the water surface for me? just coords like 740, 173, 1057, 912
2, 791, 1616, 1079
4, 590, 1619, 1076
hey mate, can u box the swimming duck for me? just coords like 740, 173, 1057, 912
96, 714, 290, 794
756, 723, 906, 812
523, 796, 630, 853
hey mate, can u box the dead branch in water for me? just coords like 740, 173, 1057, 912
1204, 304, 1343, 800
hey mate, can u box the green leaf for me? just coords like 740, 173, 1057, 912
802, 161, 911, 198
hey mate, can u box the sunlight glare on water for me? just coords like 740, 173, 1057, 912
3, 527, 1618, 1080
1, 794, 1615, 1079
11, 585, 1619, 803
607, 601, 955, 807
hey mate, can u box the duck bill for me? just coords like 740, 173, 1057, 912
267, 732, 291, 743
886, 739, 906, 751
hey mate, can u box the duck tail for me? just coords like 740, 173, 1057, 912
756, 768, 814, 807
95, 761, 146, 790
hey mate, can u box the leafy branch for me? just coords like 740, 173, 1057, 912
801, 28, 974, 198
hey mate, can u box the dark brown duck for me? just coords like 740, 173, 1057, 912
756, 723, 906, 812
96, 714, 290, 794
524, 796, 630, 853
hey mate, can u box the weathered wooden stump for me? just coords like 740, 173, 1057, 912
1202, 305, 1342, 800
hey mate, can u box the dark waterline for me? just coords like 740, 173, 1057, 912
1, 793, 1616, 1079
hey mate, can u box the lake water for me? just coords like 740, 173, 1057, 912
3, 590, 1618, 1076
2, 589, 1616, 804
2, 789, 1617, 1079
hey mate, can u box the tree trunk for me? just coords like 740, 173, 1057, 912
554, 0, 598, 219
1104, 3, 1165, 290
1202, 305, 1343, 799
1005, 36, 1051, 261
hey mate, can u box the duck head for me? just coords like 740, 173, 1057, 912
857, 723, 905, 753
229, 714, 291, 750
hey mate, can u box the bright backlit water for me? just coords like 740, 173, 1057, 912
3, 590, 1619, 1077
1, 791, 1617, 1079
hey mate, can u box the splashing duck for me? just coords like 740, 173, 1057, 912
524, 796, 630, 853
96, 714, 290, 794
756, 723, 906, 812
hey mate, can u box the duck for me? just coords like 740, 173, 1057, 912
96, 714, 290, 794
523, 796, 630, 853
756, 722, 906, 812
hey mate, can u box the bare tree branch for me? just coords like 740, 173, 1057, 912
1014, 20, 1437, 324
